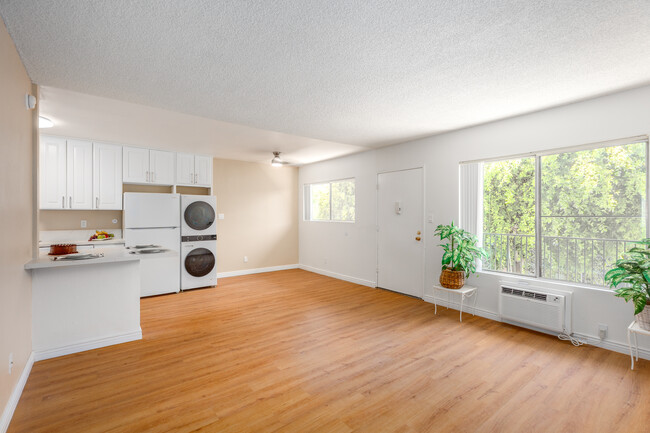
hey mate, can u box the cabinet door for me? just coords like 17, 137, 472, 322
66, 139, 94, 209
176, 152, 195, 185
123, 146, 149, 183
93, 142, 123, 210
195, 155, 213, 187
150, 150, 175, 185
39, 135, 67, 209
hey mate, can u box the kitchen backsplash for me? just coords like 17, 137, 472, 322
39, 210, 122, 231
39, 229, 123, 244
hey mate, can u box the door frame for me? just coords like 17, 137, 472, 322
376, 166, 426, 298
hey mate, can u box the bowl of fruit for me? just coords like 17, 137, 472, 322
89, 230, 115, 241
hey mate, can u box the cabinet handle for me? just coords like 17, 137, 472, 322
62, 196, 65, 208
194, 173, 197, 184
69, 196, 72, 208
96, 197, 99, 208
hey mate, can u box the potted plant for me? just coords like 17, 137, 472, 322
434, 221, 488, 289
604, 239, 650, 330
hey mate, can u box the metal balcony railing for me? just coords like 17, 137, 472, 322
482, 233, 637, 286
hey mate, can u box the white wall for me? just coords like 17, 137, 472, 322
299, 84, 650, 357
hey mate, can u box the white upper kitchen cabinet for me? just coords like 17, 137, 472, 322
123, 147, 175, 185
66, 139, 94, 209
195, 155, 213, 187
176, 153, 212, 187
93, 142, 123, 210
40, 136, 67, 209
176, 153, 194, 185
122, 146, 149, 183
149, 150, 175, 185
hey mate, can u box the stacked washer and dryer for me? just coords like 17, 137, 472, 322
180, 195, 218, 290
124, 193, 217, 297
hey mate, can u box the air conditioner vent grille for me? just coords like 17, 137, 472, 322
500, 286, 547, 302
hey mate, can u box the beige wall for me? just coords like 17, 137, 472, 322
213, 159, 298, 272
0, 19, 33, 415
39, 210, 122, 232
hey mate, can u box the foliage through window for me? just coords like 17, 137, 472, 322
479, 139, 647, 286
304, 179, 355, 222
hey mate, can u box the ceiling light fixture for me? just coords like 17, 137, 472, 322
271, 151, 287, 167
39, 116, 54, 128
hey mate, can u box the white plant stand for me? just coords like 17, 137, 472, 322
627, 320, 650, 370
432, 284, 478, 322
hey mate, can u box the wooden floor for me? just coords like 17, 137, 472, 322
9, 269, 650, 432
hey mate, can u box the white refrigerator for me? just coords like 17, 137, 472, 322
124, 193, 181, 297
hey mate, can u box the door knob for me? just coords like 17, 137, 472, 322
417, 231, 421, 235
415, 236, 421, 241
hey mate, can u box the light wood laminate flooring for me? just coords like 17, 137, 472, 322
9, 270, 650, 432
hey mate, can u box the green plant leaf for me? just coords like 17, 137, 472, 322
634, 295, 648, 315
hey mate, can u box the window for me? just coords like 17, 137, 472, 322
483, 157, 536, 276
468, 137, 647, 286
304, 179, 355, 222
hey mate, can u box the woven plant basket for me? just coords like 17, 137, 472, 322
439, 268, 465, 290
637, 302, 650, 330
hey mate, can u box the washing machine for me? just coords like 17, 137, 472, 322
181, 235, 217, 290
181, 195, 217, 290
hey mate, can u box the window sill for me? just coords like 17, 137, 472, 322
475, 270, 614, 294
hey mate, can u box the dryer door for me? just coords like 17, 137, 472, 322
185, 247, 216, 277
184, 201, 216, 231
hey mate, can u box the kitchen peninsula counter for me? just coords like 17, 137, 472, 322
25, 247, 142, 360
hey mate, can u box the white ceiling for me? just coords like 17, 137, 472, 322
3, 1, 650, 161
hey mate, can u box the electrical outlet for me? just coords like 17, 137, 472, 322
598, 324, 608, 339
81, 220, 87, 228
218, 213, 225, 220
428, 214, 434, 223
8, 352, 13, 374
243, 256, 248, 263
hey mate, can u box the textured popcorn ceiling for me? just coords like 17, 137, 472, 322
2, 0, 650, 160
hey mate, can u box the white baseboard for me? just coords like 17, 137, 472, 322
573, 332, 650, 361
422, 295, 500, 321
422, 295, 650, 361
217, 264, 299, 279
298, 264, 376, 288
34, 328, 142, 362
1, 352, 34, 433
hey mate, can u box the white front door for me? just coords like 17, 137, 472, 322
377, 168, 424, 297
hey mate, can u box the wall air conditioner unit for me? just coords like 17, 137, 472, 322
499, 285, 571, 334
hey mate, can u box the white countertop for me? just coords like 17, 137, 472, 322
25, 247, 139, 270
39, 238, 125, 248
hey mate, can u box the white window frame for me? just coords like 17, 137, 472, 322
304, 178, 356, 223
461, 135, 649, 287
